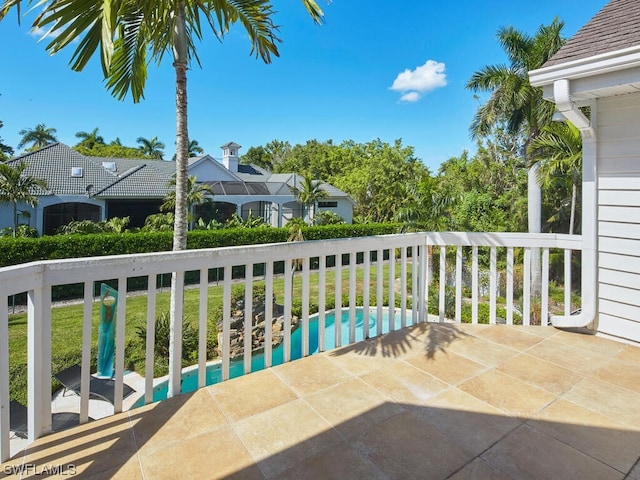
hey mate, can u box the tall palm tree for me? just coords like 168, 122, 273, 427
291, 173, 327, 225
75, 127, 105, 150
529, 121, 582, 235
466, 19, 565, 294
137, 136, 165, 159
17, 123, 58, 151
0, 162, 47, 236
0, 0, 324, 398
160, 175, 214, 229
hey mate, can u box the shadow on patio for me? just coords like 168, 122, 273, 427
3, 322, 640, 479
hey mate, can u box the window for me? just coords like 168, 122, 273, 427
318, 201, 338, 208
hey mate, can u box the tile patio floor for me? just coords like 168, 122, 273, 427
4, 323, 640, 479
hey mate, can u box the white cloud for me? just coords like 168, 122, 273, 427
390, 60, 447, 102
399, 91, 420, 103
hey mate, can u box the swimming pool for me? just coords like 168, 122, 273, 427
133, 307, 412, 406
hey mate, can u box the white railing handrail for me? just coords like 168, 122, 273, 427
0, 232, 582, 296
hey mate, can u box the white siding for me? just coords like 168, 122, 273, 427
597, 93, 640, 343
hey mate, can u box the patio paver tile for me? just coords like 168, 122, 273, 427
409, 388, 523, 456
481, 424, 624, 480
592, 347, 640, 394
496, 352, 585, 395
303, 377, 404, 441
232, 398, 339, 478
128, 389, 227, 456
458, 370, 556, 418
444, 334, 519, 367
561, 376, 640, 427
325, 342, 402, 376
529, 398, 640, 474
404, 348, 488, 385
351, 410, 475, 480
474, 325, 546, 351
359, 361, 449, 405
525, 336, 616, 374
139, 425, 262, 480
275, 441, 387, 480
271, 354, 352, 397
207, 369, 298, 422
448, 458, 512, 480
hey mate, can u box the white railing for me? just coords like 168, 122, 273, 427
0, 231, 582, 462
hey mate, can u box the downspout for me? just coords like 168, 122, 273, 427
549, 79, 597, 328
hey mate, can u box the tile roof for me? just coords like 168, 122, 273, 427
545, 0, 640, 67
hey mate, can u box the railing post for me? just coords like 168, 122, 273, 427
523, 249, 531, 326
455, 246, 462, 323
244, 265, 254, 373
28, 284, 52, 441
146, 275, 157, 402
490, 248, 497, 325
168, 272, 184, 397
542, 248, 550, 326
80, 281, 93, 422
439, 247, 446, 322
363, 252, 370, 338
507, 248, 514, 325
0, 292, 10, 462
564, 249, 572, 316
472, 246, 479, 324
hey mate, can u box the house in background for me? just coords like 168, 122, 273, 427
529, 0, 640, 344
0, 142, 353, 235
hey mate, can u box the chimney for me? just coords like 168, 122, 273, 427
221, 142, 241, 172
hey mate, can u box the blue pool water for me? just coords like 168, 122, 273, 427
134, 307, 412, 406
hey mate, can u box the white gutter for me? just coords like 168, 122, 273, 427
549, 79, 597, 328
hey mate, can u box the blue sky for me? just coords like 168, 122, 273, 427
0, 1, 606, 171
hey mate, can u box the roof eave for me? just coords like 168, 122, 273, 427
530, 45, 640, 90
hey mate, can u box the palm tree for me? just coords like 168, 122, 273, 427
161, 175, 214, 230
466, 19, 565, 294
290, 173, 327, 225
172, 139, 204, 160
17, 124, 58, 151
0, 120, 14, 160
0, 0, 324, 399
0, 162, 47, 236
529, 121, 582, 235
75, 128, 105, 150
137, 136, 165, 159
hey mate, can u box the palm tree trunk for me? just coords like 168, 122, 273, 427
169, 3, 189, 399
528, 164, 542, 297
12, 202, 17, 238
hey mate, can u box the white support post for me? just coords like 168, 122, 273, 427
146, 276, 157, 403
412, 246, 418, 325
420, 245, 428, 323
376, 249, 383, 335
80, 281, 93, 421
401, 247, 407, 328
318, 256, 326, 351
490, 247, 497, 325
507, 248, 514, 325
455, 246, 462, 323
28, 284, 52, 441
335, 255, 342, 347
114, 277, 127, 413
198, 270, 208, 388
222, 266, 232, 380
523, 249, 531, 326
284, 259, 293, 361
0, 293, 10, 463
542, 248, 550, 326
302, 258, 311, 356
349, 253, 356, 344
564, 249, 572, 316
363, 251, 371, 338
168, 271, 184, 398
244, 265, 253, 374
265, 262, 274, 367
389, 249, 395, 331
439, 247, 446, 322
472, 246, 478, 325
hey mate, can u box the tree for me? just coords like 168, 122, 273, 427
161, 175, 214, 230
172, 139, 204, 160
75, 127, 105, 150
0, 120, 14, 160
137, 136, 165, 159
1, 0, 324, 399
17, 123, 58, 151
466, 19, 565, 292
0, 162, 47, 237
529, 121, 582, 234
290, 173, 327, 225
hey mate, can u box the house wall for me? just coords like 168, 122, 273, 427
318, 199, 353, 224
596, 92, 640, 344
